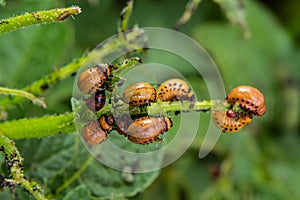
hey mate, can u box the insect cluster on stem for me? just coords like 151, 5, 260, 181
77, 59, 267, 144
212, 85, 266, 133
77, 62, 195, 145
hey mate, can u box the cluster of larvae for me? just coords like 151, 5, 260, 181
212, 86, 266, 133
77, 64, 194, 145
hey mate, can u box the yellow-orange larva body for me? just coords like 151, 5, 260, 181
82, 120, 108, 145
212, 111, 252, 133
157, 78, 194, 101
99, 115, 114, 131
127, 117, 173, 144
226, 86, 266, 116
77, 64, 111, 94
123, 82, 157, 106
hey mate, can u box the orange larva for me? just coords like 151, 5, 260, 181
77, 64, 111, 94
226, 86, 266, 116
212, 110, 252, 133
82, 120, 108, 145
85, 89, 106, 111
123, 82, 157, 106
127, 116, 173, 144
157, 78, 194, 101
99, 115, 114, 131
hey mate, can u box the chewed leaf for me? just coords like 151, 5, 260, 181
0, 86, 46, 108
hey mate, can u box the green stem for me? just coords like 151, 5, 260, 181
97, 99, 229, 118
0, 86, 46, 108
0, 6, 81, 34
213, 0, 251, 38
0, 29, 146, 111
175, 0, 202, 30
0, 113, 75, 140
0, 134, 47, 200
118, 0, 134, 32
0, 100, 230, 140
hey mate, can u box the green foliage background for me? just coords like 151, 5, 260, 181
0, 0, 299, 199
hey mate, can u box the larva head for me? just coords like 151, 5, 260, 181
226, 85, 266, 116
226, 109, 237, 118
82, 120, 107, 145
212, 111, 252, 133
123, 82, 157, 106
77, 64, 111, 94
157, 78, 194, 101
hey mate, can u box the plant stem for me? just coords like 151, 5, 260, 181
0, 86, 46, 108
0, 100, 229, 140
0, 134, 47, 200
175, 0, 202, 30
213, 0, 251, 38
0, 113, 75, 140
0, 57, 85, 111
0, 29, 146, 111
118, 0, 134, 32
97, 99, 229, 118
0, 6, 81, 34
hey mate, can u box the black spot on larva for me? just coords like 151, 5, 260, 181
234, 128, 238, 131
224, 128, 228, 131
251, 103, 254, 106
246, 100, 250, 104
255, 105, 259, 108
173, 82, 177, 85
40, 83, 49, 90
236, 98, 239, 100
241, 98, 245, 102
229, 128, 232, 131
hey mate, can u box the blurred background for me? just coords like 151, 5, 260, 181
0, 0, 299, 199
